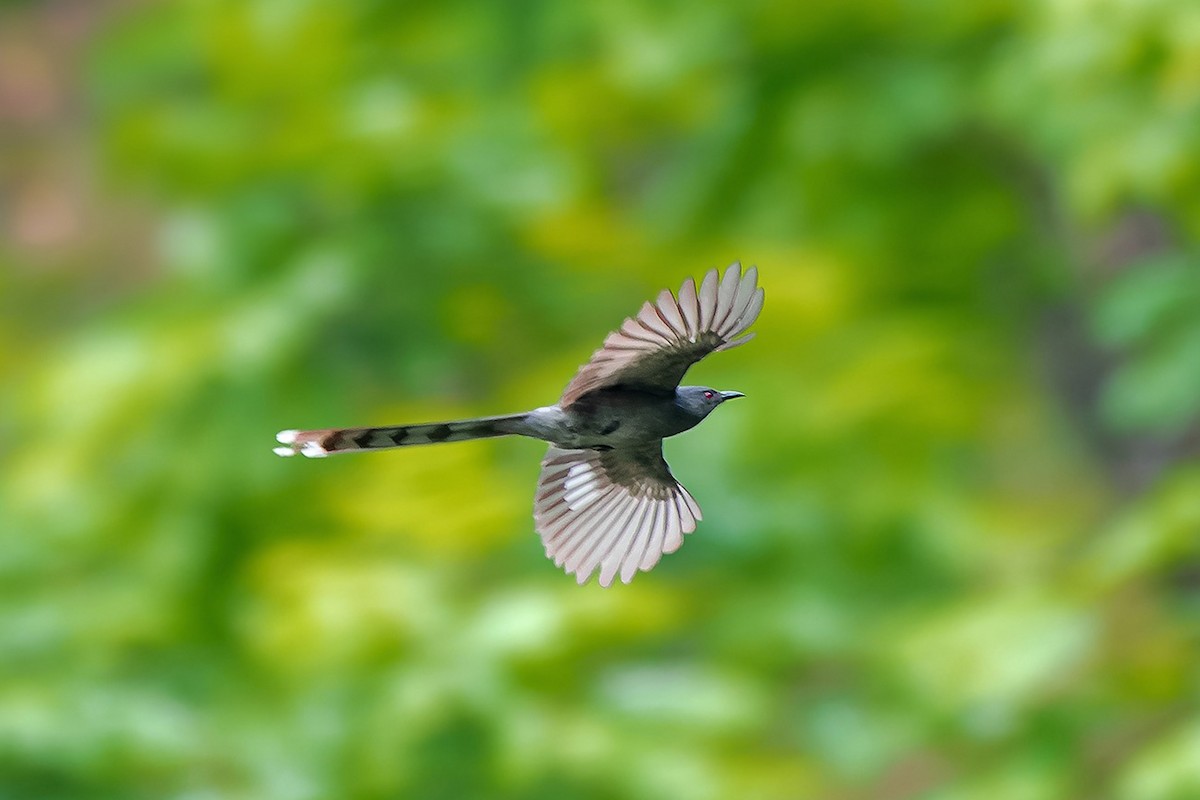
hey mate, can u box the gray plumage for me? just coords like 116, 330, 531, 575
274, 263, 764, 586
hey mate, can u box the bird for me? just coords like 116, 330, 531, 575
274, 262, 764, 586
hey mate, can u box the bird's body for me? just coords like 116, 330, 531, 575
275, 263, 764, 586
543, 386, 740, 449
296, 387, 728, 454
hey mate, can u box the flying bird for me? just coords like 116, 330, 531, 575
274, 263, 764, 586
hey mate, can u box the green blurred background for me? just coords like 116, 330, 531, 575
4, 1, 1200, 798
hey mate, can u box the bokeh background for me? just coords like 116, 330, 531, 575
4, 1, 1200, 798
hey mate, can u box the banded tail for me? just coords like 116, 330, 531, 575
273, 412, 533, 458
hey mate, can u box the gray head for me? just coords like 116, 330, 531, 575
676, 386, 745, 419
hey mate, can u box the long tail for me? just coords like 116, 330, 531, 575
273, 412, 533, 458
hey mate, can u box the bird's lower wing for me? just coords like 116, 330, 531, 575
533, 444, 702, 587
559, 262, 764, 406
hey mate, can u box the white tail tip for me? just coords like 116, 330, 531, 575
300, 441, 328, 458
276, 429, 299, 444
273, 446, 296, 457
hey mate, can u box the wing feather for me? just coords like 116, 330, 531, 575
743, 286, 766, 325
635, 301, 676, 340
697, 269, 719, 332
640, 499, 668, 571
655, 289, 689, 337
534, 444, 703, 586
679, 483, 703, 521
714, 264, 742, 330
619, 319, 667, 345
562, 490, 629, 573
609, 501, 657, 587
621, 502, 658, 584
715, 265, 758, 335
559, 263, 763, 405
677, 277, 701, 338
661, 497, 682, 554
578, 494, 643, 584
555, 489, 625, 566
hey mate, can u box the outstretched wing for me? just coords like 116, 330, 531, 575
559, 263, 764, 406
534, 444, 702, 586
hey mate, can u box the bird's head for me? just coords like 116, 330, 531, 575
676, 386, 745, 419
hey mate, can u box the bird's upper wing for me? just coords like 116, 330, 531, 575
534, 443, 701, 586
559, 263, 764, 406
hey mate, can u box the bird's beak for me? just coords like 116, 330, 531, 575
720, 391, 746, 401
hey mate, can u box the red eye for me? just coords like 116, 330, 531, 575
703, 391, 714, 400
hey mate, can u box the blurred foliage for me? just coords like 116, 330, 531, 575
3, 0, 1200, 798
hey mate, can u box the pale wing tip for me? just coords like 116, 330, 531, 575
276, 429, 299, 444
273, 446, 296, 457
